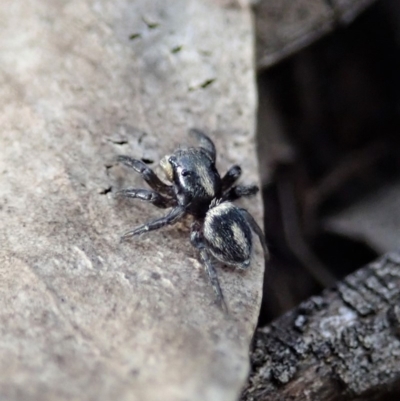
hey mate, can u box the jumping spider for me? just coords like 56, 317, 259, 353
117, 129, 269, 309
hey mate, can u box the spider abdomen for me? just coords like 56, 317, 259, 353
203, 202, 252, 269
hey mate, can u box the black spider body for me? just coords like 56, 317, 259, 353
162, 147, 221, 217
117, 129, 268, 309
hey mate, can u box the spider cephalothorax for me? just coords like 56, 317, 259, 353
117, 129, 268, 309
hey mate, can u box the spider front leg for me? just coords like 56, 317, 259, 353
190, 221, 227, 312
189, 129, 216, 162
221, 184, 259, 202
117, 156, 174, 196
221, 165, 241, 191
121, 206, 185, 240
116, 188, 177, 208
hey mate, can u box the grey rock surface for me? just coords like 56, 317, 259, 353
0, 1, 264, 400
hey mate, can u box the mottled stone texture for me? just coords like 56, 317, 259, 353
0, 1, 263, 400
243, 252, 400, 401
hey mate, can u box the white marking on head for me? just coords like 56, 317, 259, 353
160, 155, 173, 182
196, 163, 215, 196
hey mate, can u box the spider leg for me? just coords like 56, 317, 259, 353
116, 188, 177, 208
239, 208, 269, 261
117, 156, 174, 196
221, 184, 259, 202
189, 129, 216, 162
190, 222, 228, 312
221, 165, 242, 191
121, 206, 185, 240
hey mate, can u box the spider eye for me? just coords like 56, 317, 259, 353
168, 156, 177, 166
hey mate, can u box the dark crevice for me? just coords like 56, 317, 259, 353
171, 45, 182, 53
138, 132, 147, 144
99, 186, 112, 195
188, 78, 216, 92
104, 164, 114, 178
200, 78, 215, 89
141, 158, 154, 164
363, 279, 391, 304
337, 283, 374, 316
129, 33, 141, 40
257, 1, 399, 326
370, 268, 393, 296
107, 139, 128, 146
272, 331, 305, 357
142, 17, 159, 29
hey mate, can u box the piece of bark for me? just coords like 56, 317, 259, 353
242, 252, 400, 401
254, 0, 378, 69
0, 1, 263, 401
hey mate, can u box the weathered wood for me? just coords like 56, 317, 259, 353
255, 0, 378, 69
242, 252, 400, 400
0, 1, 263, 400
